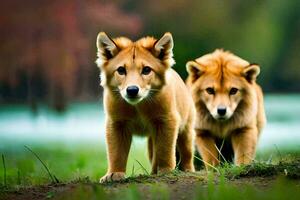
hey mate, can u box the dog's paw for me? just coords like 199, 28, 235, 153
182, 168, 195, 172
182, 165, 195, 172
99, 172, 125, 183
157, 167, 174, 174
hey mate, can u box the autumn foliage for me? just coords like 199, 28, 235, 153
0, 0, 142, 110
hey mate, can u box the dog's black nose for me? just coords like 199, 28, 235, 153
126, 86, 139, 97
217, 107, 227, 116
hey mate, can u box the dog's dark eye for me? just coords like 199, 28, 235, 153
206, 87, 215, 95
229, 87, 239, 95
141, 66, 152, 75
117, 66, 126, 75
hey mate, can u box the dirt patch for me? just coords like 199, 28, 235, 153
1, 160, 300, 200
0, 172, 280, 200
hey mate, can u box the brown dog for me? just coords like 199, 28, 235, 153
96, 32, 195, 183
186, 49, 266, 168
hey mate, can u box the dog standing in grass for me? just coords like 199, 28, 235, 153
186, 49, 266, 168
96, 32, 195, 183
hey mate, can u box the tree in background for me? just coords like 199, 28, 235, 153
1, 0, 299, 112
0, 0, 142, 111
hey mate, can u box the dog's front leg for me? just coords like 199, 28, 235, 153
152, 118, 179, 174
195, 129, 219, 169
231, 127, 257, 165
100, 120, 132, 183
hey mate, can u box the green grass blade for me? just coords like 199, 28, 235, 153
24, 145, 59, 183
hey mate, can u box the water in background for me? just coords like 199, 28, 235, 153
0, 94, 299, 150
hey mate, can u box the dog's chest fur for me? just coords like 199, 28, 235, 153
126, 114, 154, 136
195, 112, 255, 138
106, 98, 173, 136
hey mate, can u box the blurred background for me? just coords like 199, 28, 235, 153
0, 0, 300, 184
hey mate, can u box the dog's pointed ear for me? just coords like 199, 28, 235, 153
96, 32, 119, 67
153, 32, 175, 67
243, 64, 260, 83
186, 61, 205, 83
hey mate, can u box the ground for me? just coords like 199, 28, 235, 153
1, 142, 300, 200
1, 160, 300, 200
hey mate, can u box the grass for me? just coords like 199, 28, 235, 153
0, 140, 299, 199
220, 159, 300, 180
24, 145, 59, 184
194, 177, 300, 200
0, 140, 150, 187
1, 154, 6, 188
49, 179, 300, 200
